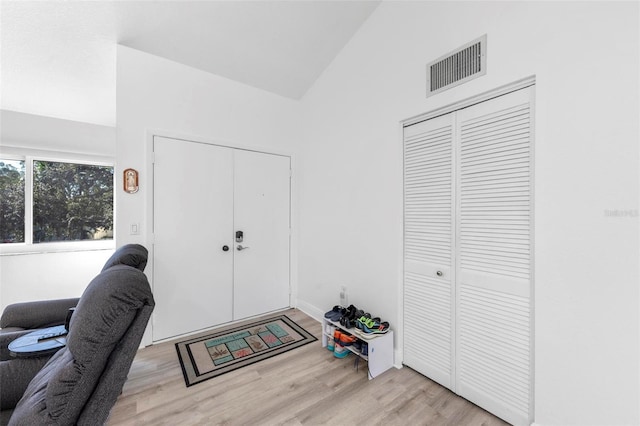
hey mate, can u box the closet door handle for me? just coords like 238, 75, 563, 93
436, 271, 443, 277
237, 245, 250, 251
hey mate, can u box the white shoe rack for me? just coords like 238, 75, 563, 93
321, 317, 394, 380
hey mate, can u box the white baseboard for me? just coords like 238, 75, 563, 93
294, 299, 324, 324
394, 348, 403, 369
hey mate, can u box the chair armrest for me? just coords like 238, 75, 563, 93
0, 298, 80, 331
0, 331, 31, 361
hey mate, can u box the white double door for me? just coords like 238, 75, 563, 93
152, 136, 290, 341
403, 87, 534, 425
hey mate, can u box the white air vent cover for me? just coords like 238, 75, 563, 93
426, 35, 487, 97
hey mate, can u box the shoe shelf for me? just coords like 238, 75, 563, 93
321, 317, 394, 380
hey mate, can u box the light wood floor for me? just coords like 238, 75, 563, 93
108, 309, 509, 426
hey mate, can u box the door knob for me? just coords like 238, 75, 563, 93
237, 245, 250, 251
222, 245, 229, 252
436, 271, 443, 277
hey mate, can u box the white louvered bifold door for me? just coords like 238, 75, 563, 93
455, 87, 533, 426
403, 86, 533, 426
403, 113, 455, 389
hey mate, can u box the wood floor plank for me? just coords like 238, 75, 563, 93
108, 309, 509, 426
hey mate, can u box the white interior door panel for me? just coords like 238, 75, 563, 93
455, 88, 533, 425
152, 136, 234, 341
233, 150, 290, 320
403, 112, 455, 389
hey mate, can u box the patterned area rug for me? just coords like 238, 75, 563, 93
175, 315, 317, 387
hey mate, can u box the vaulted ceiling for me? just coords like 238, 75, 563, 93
0, 1, 380, 126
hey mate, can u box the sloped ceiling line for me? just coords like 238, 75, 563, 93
1, 1, 380, 126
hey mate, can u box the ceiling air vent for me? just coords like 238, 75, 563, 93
426, 35, 487, 97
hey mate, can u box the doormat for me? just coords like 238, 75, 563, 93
175, 315, 317, 387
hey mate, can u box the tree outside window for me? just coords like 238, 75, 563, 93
0, 158, 114, 244
0, 160, 25, 243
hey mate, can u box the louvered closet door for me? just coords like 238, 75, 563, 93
403, 113, 455, 389
456, 87, 533, 426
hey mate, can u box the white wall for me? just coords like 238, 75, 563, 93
297, 2, 639, 425
1, 110, 115, 156
1, 250, 114, 309
0, 110, 116, 312
116, 45, 302, 246
116, 45, 303, 343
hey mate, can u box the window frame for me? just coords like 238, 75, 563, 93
0, 148, 116, 255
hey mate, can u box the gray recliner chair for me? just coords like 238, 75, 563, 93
0, 243, 148, 358
0, 298, 79, 362
0, 244, 154, 425
0, 297, 78, 424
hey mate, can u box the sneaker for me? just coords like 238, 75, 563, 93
356, 313, 371, 330
361, 342, 368, 356
327, 337, 335, 351
333, 343, 350, 359
354, 340, 362, 352
363, 320, 390, 334
360, 317, 381, 330
339, 333, 357, 346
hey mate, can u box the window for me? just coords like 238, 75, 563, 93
0, 156, 114, 249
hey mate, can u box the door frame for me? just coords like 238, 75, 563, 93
399, 75, 536, 423
143, 130, 296, 344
